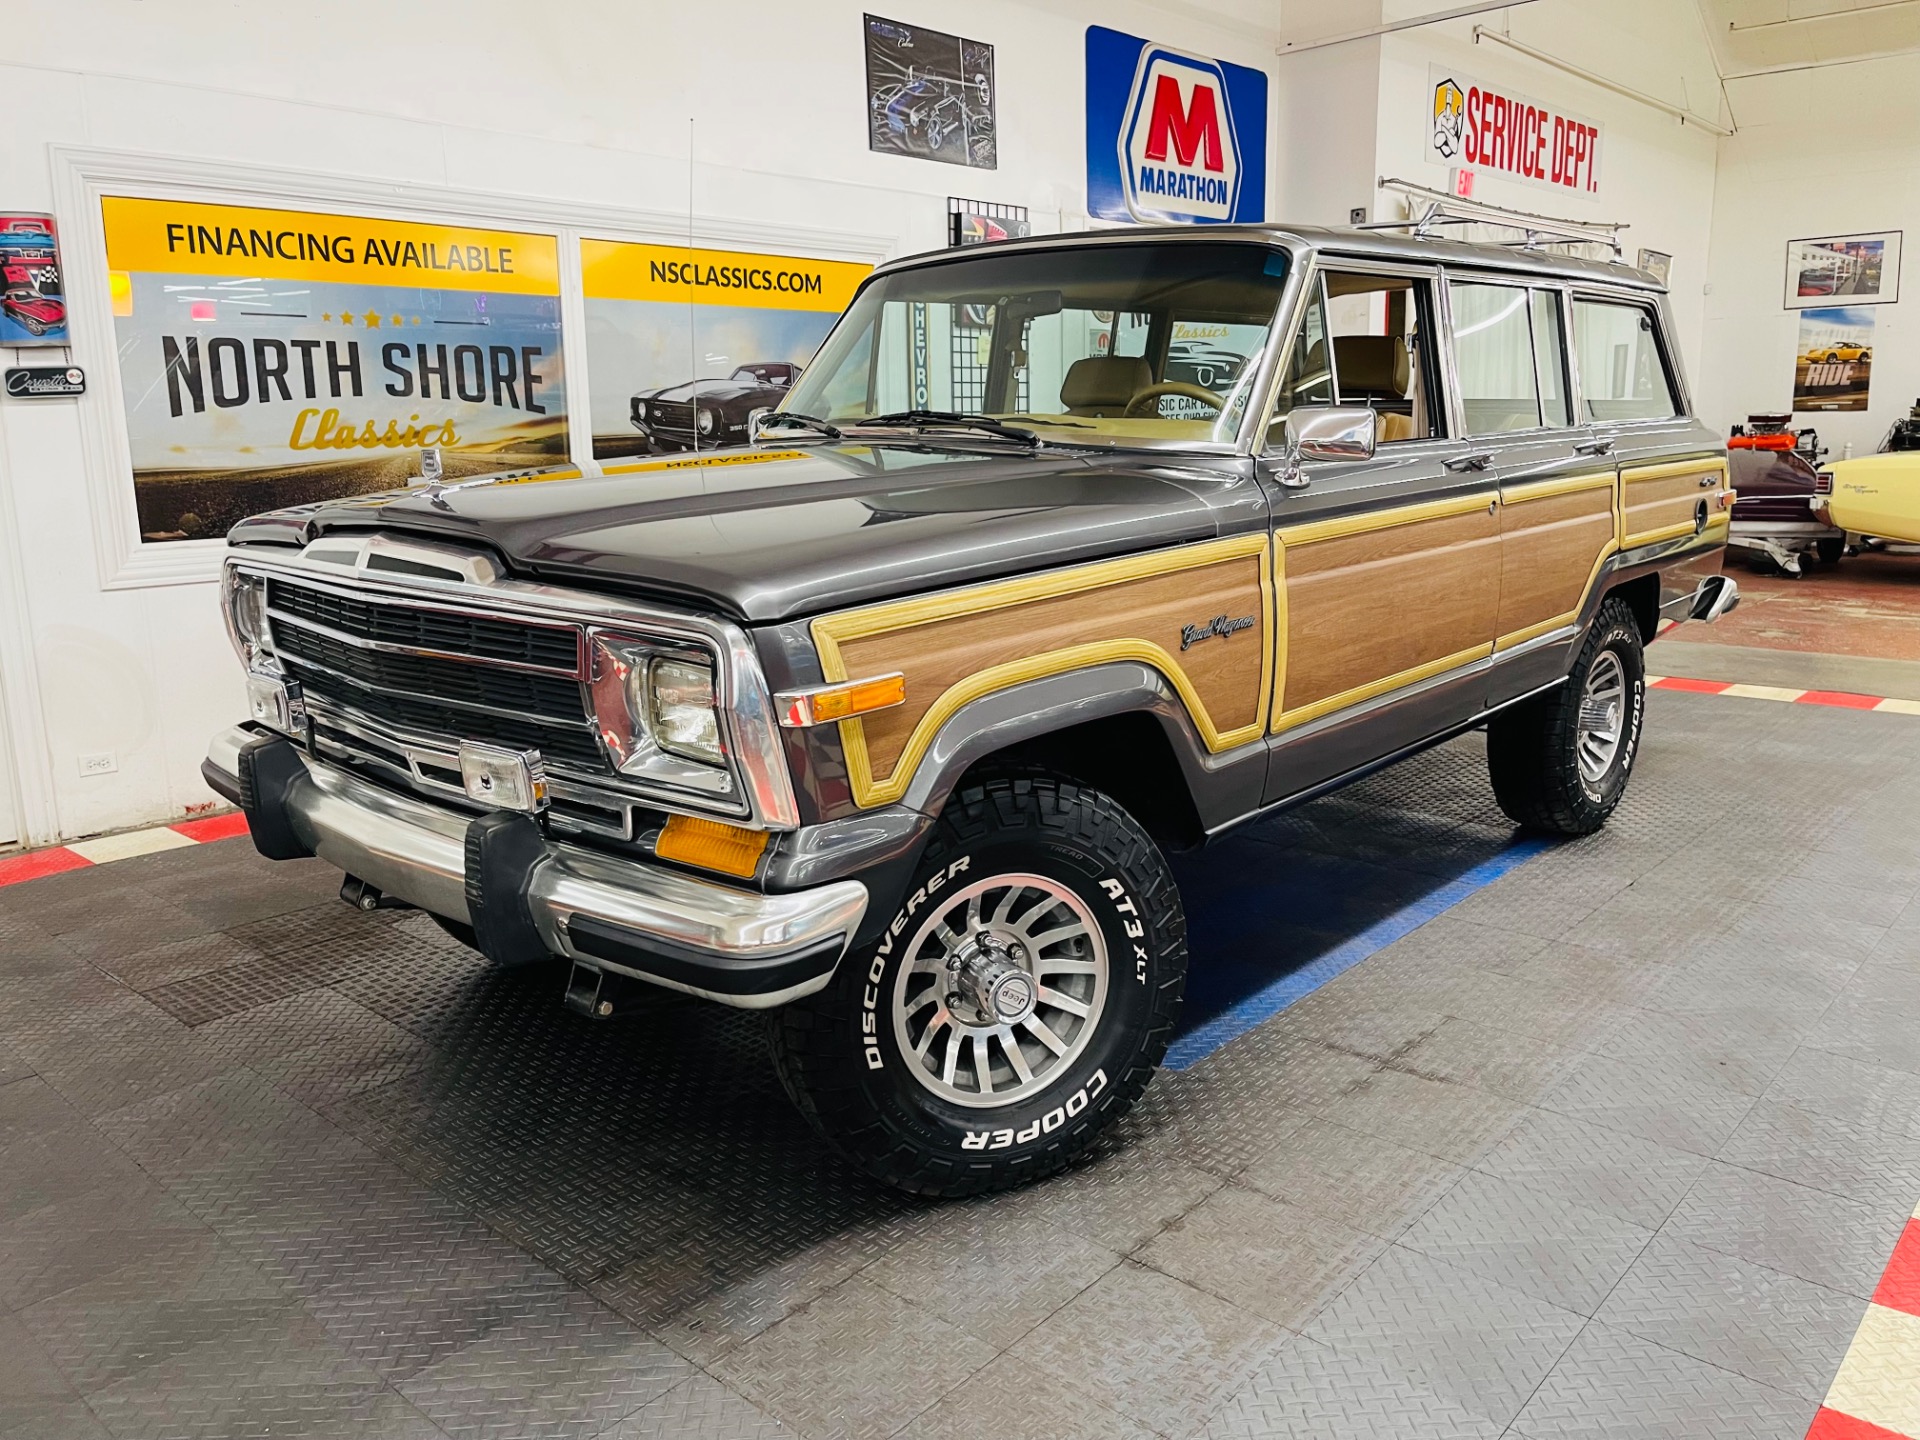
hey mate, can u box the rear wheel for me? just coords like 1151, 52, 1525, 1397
770, 772, 1186, 1197
1488, 597, 1646, 836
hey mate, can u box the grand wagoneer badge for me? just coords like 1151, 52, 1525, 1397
1181, 614, 1257, 650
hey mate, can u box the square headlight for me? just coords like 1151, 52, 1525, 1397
587, 634, 732, 794
647, 657, 723, 766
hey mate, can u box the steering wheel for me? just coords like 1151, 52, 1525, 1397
1123, 381, 1228, 418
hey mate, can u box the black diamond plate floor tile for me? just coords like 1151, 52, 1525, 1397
1511, 1320, 1814, 1440
0, 699, 1916, 1439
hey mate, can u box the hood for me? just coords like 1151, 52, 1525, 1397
227, 442, 1263, 623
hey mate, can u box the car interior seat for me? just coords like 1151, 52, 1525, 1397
1331, 336, 1418, 443
1061, 356, 1153, 417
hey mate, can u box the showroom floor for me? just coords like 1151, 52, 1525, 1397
4, 686, 1920, 1440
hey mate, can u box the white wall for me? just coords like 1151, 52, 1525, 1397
1369, 10, 1723, 390
1698, 53, 1920, 453
0, 0, 1283, 845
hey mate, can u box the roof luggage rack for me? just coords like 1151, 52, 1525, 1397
1362, 178, 1631, 263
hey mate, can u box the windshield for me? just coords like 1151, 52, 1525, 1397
782, 241, 1291, 449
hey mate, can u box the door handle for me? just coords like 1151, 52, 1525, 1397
1574, 438, 1614, 457
1445, 452, 1495, 473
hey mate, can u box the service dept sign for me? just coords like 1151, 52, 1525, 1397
1086, 26, 1267, 225
1427, 65, 1602, 198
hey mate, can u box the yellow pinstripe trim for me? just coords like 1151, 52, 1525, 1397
1266, 489, 1496, 731
1499, 470, 1616, 505
1621, 457, 1729, 548
812, 534, 1274, 809
1273, 643, 1495, 734
1275, 490, 1491, 549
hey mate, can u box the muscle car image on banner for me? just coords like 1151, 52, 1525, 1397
1793, 306, 1875, 413
864, 14, 997, 169
581, 239, 870, 459
0, 213, 69, 346
102, 197, 567, 543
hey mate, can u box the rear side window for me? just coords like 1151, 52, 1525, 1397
1573, 298, 1679, 422
1449, 282, 1540, 436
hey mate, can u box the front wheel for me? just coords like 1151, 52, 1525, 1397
1487, 596, 1646, 836
769, 773, 1186, 1197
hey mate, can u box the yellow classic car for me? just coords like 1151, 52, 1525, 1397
1803, 341, 1872, 364
1822, 452, 1920, 544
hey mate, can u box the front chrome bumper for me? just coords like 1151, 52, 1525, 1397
204, 725, 866, 1008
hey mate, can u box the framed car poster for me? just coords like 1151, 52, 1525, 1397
0, 212, 69, 346
102, 196, 568, 543
1784, 231, 1901, 308
1793, 306, 1875, 412
579, 239, 869, 459
864, 14, 997, 169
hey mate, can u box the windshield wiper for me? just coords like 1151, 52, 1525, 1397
854, 409, 1042, 446
755, 411, 843, 439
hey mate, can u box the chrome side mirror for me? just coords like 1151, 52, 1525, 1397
746, 407, 774, 443
1270, 405, 1378, 489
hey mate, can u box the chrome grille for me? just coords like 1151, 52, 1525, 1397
267, 578, 580, 671
264, 577, 606, 772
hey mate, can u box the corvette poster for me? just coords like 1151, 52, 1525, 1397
102, 197, 568, 543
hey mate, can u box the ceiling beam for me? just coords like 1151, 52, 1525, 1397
1726, 0, 1919, 34
1472, 25, 1735, 134
1275, 0, 1539, 55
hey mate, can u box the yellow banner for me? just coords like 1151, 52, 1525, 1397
581, 240, 868, 312
101, 197, 560, 295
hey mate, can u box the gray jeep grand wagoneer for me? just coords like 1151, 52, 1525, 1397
206, 226, 1737, 1196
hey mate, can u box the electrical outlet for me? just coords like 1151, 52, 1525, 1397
78, 752, 116, 777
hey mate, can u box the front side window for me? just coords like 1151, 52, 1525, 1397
1270, 270, 1442, 447
1572, 297, 1679, 422
1450, 281, 1542, 436
783, 242, 1291, 449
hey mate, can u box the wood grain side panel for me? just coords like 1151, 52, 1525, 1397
837, 554, 1268, 780
1279, 507, 1500, 716
1496, 486, 1617, 641
1623, 460, 1725, 545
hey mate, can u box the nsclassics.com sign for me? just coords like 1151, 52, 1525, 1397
1427, 65, 1603, 198
1085, 26, 1268, 225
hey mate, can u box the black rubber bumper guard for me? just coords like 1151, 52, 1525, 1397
210, 732, 845, 1007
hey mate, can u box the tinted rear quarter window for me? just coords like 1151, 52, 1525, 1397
1573, 298, 1678, 422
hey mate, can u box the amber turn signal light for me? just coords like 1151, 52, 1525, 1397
775, 673, 907, 728
655, 815, 769, 878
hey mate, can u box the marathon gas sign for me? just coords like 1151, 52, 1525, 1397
1086, 26, 1268, 225
1427, 65, 1603, 198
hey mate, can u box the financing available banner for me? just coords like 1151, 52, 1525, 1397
103, 197, 567, 543
580, 239, 869, 460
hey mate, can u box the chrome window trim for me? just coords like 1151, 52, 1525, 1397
1565, 286, 1691, 423
226, 547, 802, 830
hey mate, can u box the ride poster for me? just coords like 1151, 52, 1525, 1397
102, 197, 567, 543
0, 213, 68, 346
580, 239, 869, 460
1793, 306, 1875, 413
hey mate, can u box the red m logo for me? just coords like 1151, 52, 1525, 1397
1143, 74, 1224, 172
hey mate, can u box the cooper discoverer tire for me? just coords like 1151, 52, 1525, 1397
769, 772, 1186, 1197
1487, 595, 1646, 836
